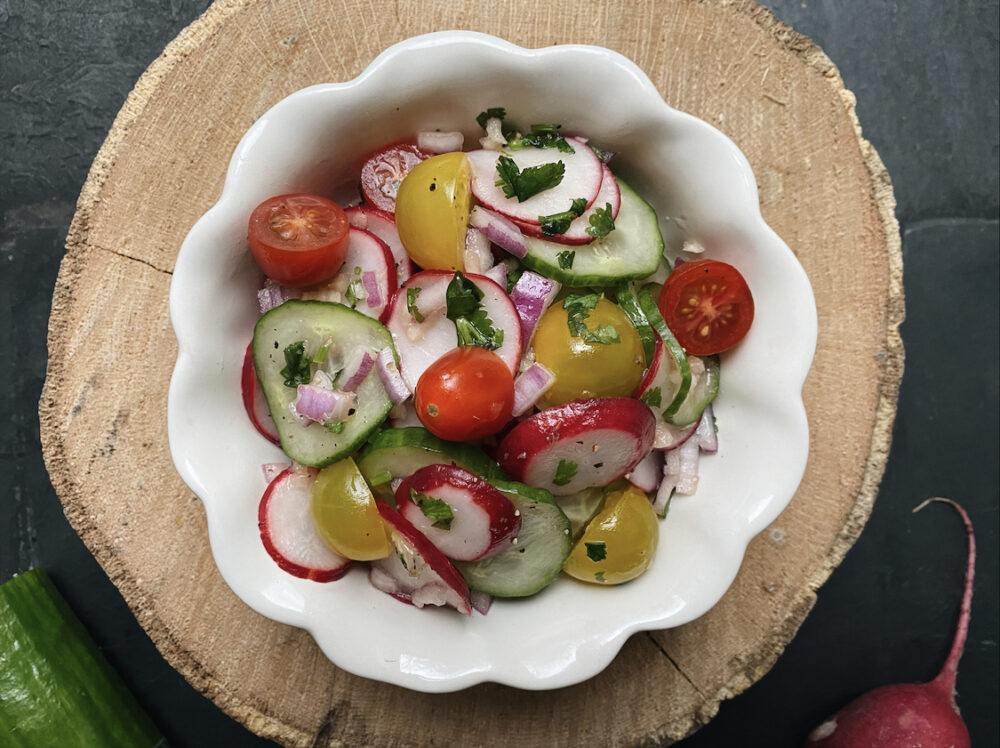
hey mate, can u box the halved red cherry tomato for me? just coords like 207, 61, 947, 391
415, 347, 514, 441
657, 259, 754, 355
360, 142, 430, 213
248, 193, 349, 288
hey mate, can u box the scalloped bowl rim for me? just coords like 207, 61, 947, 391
167, 30, 817, 693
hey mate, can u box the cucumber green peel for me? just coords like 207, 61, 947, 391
637, 284, 692, 422
0, 569, 164, 747
612, 283, 657, 367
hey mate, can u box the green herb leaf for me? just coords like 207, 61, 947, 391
411, 489, 454, 530
587, 143, 612, 162
587, 324, 620, 345
345, 278, 363, 308
553, 459, 578, 487
594, 571, 606, 583
495, 154, 565, 202
280, 341, 312, 388
447, 272, 504, 351
562, 292, 620, 345
507, 130, 575, 154
556, 250, 576, 270
312, 343, 330, 364
538, 197, 587, 236
406, 287, 425, 323
324, 421, 345, 434
585, 541, 607, 562
586, 202, 616, 239
505, 263, 524, 294
476, 107, 506, 129
640, 386, 662, 409
445, 271, 483, 319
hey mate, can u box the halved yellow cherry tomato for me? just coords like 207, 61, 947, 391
532, 296, 645, 408
311, 458, 390, 561
394, 152, 470, 271
563, 484, 659, 585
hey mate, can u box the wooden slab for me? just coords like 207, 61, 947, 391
39, 0, 903, 745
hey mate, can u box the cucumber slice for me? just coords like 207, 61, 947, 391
0, 570, 163, 747
253, 300, 395, 468
669, 355, 720, 427
357, 427, 508, 500
455, 487, 572, 597
555, 485, 606, 538
613, 282, 656, 367
637, 284, 691, 420
519, 177, 664, 287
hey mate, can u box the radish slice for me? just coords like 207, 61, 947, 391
344, 206, 414, 285
626, 448, 663, 493
653, 419, 698, 451
369, 500, 472, 615
258, 469, 351, 582
384, 270, 522, 393
496, 397, 656, 496
467, 138, 603, 225
655, 438, 700, 514
508, 271, 561, 351
261, 462, 288, 484
635, 335, 686, 429
395, 465, 520, 561
484, 262, 507, 289
513, 164, 622, 245
241, 343, 279, 444
300, 227, 397, 322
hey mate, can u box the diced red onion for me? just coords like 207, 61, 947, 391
659, 438, 700, 501
694, 404, 718, 453
626, 449, 663, 493
289, 384, 357, 425
509, 271, 561, 351
470, 590, 493, 615
469, 206, 527, 258
416, 130, 465, 154
362, 270, 381, 308
653, 419, 698, 451
258, 284, 290, 314
484, 262, 507, 289
512, 362, 555, 417
597, 149, 616, 164
463, 227, 494, 275
376, 347, 411, 405
340, 349, 375, 392
261, 462, 289, 484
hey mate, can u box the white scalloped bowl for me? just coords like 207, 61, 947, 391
168, 31, 816, 693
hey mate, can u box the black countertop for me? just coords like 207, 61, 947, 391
1, 1, 997, 745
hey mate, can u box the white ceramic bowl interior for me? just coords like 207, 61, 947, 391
168, 31, 817, 692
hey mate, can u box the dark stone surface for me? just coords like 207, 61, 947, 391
1, 1, 996, 746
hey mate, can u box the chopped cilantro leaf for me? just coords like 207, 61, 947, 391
505, 263, 524, 294
312, 343, 330, 364
562, 292, 620, 345
445, 271, 483, 318
587, 143, 612, 162
553, 459, 578, 487
406, 287, 425, 323
530, 123, 561, 134
345, 278, 363, 308
324, 421, 345, 434
587, 324, 620, 345
446, 272, 504, 351
585, 541, 607, 562
556, 250, 576, 270
495, 154, 565, 202
640, 386, 663, 409
507, 130, 575, 154
586, 202, 616, 239
411, 489, 454, 530
280, 341, 311, 388
594, 571, 606, 583
538, 198, 587, 235
476, 107, 506, 129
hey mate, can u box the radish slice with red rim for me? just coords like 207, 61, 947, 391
300, 227, 397, 322
395, 465, 521, 562
369, 499, 472, 615
384, 270, 522, 393
467, 137, 603, 225
241, 343, 279, 444
258, 468, 351, 582
496, 397, 656, 496
345, 205, 414, 285
512, 164, 622, 246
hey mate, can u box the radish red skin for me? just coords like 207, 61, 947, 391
805, 498, 974, 748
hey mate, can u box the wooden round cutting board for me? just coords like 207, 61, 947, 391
39, 0, 902, 745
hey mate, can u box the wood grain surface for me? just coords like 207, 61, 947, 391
39, 0, 903, 745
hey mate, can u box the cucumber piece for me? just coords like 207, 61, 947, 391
669, 355, 720, 427
253, 300, 395, 468
455, 488, 572, 597
555, 485, 606, 538
357, 427, 507, 500
613, 282, 656, 367
637, 284, 691, 421
0, 570, 163, 747
519, 177, 664, 287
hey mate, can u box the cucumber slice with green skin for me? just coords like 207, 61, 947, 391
357, 427, 508, 500
637, 284, 691, 421
669, 355, 720, 427
613, 282, 657, 367
455, 490, 572, 597
519, 178, 664, 287
0, 570, 164, 747
253, 300, 395, 468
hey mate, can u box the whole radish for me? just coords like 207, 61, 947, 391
805, 498, 974, 748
